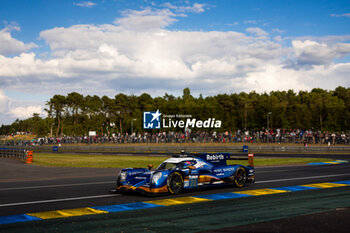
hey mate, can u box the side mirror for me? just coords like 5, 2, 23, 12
148, 164, 153, 170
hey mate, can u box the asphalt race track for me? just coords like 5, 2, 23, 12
0, 155, 350, 232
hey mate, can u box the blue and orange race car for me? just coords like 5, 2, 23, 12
113, 152, 255, 195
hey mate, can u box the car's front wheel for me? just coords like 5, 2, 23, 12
167, 172, 183, 195
234, 167, 247, 187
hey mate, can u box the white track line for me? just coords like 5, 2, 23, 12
1, 173, 350, 208
0, 194, 120, 207
0, 181, 115, 191
257, 169, 290, 173
255, 173, 350, 184
2, 172, 349, 191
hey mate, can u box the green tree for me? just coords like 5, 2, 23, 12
46, 95, 66, 136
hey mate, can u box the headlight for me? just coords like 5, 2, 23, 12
120, 171, 127, 182
152, 173, 162, 184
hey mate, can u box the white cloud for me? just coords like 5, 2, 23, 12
330, 13, 350, 18
274, 36, 282, 42
163, 2, 206, 13
8, 105, 43, 119
0, 89, 9, 113
0, 7, 350, 124
0, 89, 44, 123
294, 35, 350, 44
291, 40, 350, 67
0, 26, 37, 56
114, 8, 177, 31
244, 20, 258, 24
228, 22, 239, 26
272, 28, 284, 34
73, 1, 96, 8
245, 27, 268, 37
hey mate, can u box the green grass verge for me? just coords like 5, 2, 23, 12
33, 153, 168, 168
31, 153, 335, 168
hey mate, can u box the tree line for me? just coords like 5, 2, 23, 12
1, 87, 350, 137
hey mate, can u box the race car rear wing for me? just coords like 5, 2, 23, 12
176, 152, 254, 167
226, 153, 254, 168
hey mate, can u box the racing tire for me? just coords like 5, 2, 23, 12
167, 172, 184, 195
116, 174, 122, 187
234, 167, 247, 188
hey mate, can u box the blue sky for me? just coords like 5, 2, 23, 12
0, 0, 350, 124
2, 0, 349, 40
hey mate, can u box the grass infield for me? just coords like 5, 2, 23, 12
31, 153, 334, 168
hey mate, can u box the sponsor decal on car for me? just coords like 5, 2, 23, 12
206, 154, 225, 161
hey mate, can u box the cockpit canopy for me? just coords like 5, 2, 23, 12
157, 160, 197, 170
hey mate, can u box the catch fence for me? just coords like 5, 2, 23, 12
3, 145, 350, 154
0, 148, 33, 163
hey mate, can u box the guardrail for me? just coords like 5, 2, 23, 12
0, 148, 33, 163
3, 145, 350, 154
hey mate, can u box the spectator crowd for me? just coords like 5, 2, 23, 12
3, 129, 350, 146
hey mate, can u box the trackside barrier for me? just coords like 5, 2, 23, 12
60, 145, 349, 154
3, 145, 350, 154
0, 148, 32, 163
25, 151, 33, 164
243, 145, 248, 153
248, 153, 254, 167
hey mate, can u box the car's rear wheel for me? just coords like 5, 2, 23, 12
234, 167, 247, 187
167, 172, 183, 195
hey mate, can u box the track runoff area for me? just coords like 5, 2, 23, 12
0, 154, 349, 232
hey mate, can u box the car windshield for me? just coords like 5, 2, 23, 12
157, 160, 196, 170
157, 162, 180, 170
